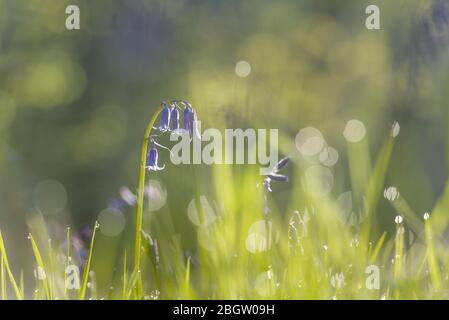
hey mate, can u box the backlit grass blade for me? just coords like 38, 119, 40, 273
0, 231, 23, 300
79, 221, 99, 300
28, 233, 51, 299
369, 232, 386, 263
1, 254, 5, 300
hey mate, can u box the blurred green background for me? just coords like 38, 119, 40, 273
1, 0, 449, 294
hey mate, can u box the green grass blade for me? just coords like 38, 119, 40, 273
0, 231, 23, 300
28, 233, 51, 299
1, 254, 5, 300
79, 221, 99, 300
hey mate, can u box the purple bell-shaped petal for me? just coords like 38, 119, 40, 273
158, 104, 171, 132
183, 104, 194, 135
170, 103, 180, 130
267, 173, 289, 182
146, 146, 165, 171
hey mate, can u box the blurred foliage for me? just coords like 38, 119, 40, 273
1, 0, 449, 299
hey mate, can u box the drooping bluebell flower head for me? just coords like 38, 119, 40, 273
262, 156, 290, 193
146, 145, 165, 171
170, 102, 180, 130
180, 101, 201, 139
158, 103, 171, 132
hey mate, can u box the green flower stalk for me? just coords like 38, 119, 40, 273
133, 100, 197, 278
133, 105, 163, 275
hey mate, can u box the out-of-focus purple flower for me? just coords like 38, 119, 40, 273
170, 103, 180, 130
79, 225, 93, 243
119, 186, 137, 206
107, 198, 128, 210
146, 146, 165, 171
158, 103, 171, 132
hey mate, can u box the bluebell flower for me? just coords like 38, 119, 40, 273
262, 157, 290, 193
170, 103, 180, 130
268, 173, 288, 182
146, 146, 165, 171
158, 103, 171, 132
181, 101, 201, 139
274, 156, 289, 171
182, 102, 194, 135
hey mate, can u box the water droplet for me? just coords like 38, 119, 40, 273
423, 212, 430, 220
394, 215, 403, 224
391, 121, 400, 138
384, 186, 400, 201
33, 266, 46, 280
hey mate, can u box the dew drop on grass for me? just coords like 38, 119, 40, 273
384, 186, 400, 201
33, 266, 46, 280
394, 215, 403, 224
391, 121, 400, 138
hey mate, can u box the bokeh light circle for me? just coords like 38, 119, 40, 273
187, 196, 217, 227
235, 60, 251, 77
32, 179, 68, 215
295, 127, 325, 157
319, 147, 339, 167
343, 119, 366, 143
97, 208, 126, 237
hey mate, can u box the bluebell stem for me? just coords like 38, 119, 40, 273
134, 99, 199, 278
146, 145, 165, 171
158, 103, 171, 132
